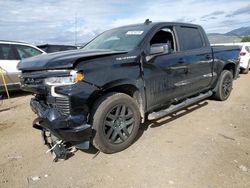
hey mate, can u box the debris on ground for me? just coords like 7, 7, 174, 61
239, 165, 248, 172
7, 155, 22, 160
218, 133, 235, 141
168, 180, 174, 185
30, 176, 41, 182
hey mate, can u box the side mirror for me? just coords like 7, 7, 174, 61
146, 43, 170, 61
150, 44, 170, 55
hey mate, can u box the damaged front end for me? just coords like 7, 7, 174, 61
31, 97, 92, 161
20, 70, 95, 161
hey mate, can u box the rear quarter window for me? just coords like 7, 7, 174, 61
178, 26, 204, 51
15, 45, 42, 59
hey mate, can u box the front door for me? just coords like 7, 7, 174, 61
143, 26, 190, 111
144, 52, 189, 111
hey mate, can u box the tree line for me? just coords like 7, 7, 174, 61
241, 36, 250, 42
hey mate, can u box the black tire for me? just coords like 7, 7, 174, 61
91, 92, 140, 153
213, 70, 233, 101
242, 61, 249, 74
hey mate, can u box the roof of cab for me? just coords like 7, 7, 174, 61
114, 21, 201, 30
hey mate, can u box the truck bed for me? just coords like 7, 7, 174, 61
212, 45, 240, 62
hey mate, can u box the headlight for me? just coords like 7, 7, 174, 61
44, 70, 84, 85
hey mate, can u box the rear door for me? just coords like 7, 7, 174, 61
0, 44, 20, 87
175, 26, 213, 96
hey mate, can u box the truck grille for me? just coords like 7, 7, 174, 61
55, 97, 71, 115
21, 77, 43, 85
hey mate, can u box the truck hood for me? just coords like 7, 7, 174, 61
17, 49, 127, 71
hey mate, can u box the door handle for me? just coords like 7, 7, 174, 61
178, 58, 186, 64
169, 66, 187, 70
168, 66, 189, 74
205, 55, 211, 60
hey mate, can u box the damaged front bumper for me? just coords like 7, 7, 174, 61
30, 98, 92, 150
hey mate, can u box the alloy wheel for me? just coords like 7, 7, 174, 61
103, 104, 135, 144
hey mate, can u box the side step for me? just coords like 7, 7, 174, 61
148, 91, 213, 120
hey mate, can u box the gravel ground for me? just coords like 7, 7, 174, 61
0, 74, 249, 188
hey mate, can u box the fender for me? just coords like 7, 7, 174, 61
88, 78, 146, 122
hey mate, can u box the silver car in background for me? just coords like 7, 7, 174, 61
0, 40, 46, 92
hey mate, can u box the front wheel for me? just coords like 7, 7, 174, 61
91, 92, 140, 153
213, 70, 233, 101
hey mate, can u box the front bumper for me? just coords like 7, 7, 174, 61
31, 98, 92, 145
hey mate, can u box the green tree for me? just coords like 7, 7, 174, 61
241, 36, 250, 42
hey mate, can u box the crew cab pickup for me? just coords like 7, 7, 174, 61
18, 21, 240, 160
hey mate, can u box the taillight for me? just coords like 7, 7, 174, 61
240, 52, 246, 56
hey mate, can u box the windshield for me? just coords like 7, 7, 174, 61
83, 27, 148, 51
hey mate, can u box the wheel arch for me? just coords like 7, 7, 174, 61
213, 62, 235, 95
223, 62, 237, 78
88, 80, 146, 123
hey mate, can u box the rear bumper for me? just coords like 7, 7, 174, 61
31, 98, 92, 144
239, 60, 249, 69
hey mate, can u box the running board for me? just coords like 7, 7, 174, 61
148, 91, 213, 120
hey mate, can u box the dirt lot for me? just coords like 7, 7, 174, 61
0, 74, 250, 188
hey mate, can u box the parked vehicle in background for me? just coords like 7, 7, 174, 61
213, 42, 250, 74
37, 44, 78, 53
239, 44, 250, 74
0, 40, 45, 92
18, 21, 240, 160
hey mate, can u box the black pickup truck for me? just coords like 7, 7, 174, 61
18, 21, 240, 160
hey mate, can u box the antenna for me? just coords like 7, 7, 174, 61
144, 19, 152, 25
75, 13, 78, 45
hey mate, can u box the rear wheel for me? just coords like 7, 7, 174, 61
91, 92, 140, 153
213, 70, 233, 101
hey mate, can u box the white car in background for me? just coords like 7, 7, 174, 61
212, 42, 250, 74
239, 44, 250, 74
0, 40, 46, 92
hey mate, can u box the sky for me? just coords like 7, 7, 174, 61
0, 0, 250, 45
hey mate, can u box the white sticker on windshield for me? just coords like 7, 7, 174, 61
126, 31, 144, 35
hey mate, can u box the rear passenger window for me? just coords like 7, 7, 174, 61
179, 26, 204, 51
0, 44, 19, 60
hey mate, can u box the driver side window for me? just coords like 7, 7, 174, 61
150, 28, 175, 52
